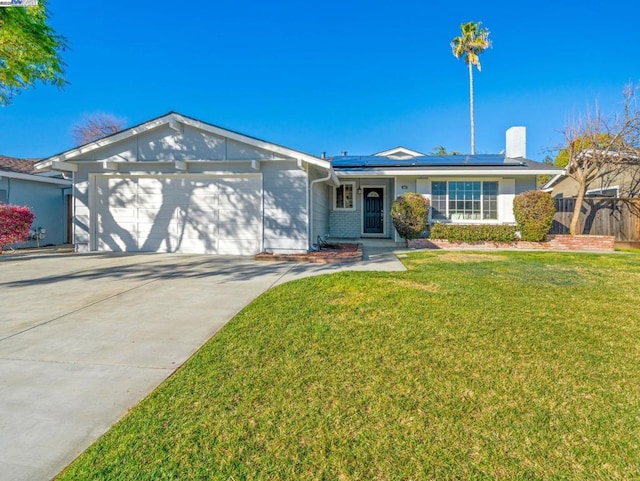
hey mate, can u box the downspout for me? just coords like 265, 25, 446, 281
308, 167, 337, 251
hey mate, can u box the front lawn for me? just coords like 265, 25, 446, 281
58, 251, 640, 480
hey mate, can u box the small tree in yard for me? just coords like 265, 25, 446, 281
557, 84, 640, 234
513, 191, 555, 242
391, 193, 430, 246
0, 205, 35, 253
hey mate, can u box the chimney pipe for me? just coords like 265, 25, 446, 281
341, 151, 347, 157
506, 127, 526, 159
320, 152, 326, 159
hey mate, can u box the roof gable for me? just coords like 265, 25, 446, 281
35, 112, 330, 170
374, 146, 425, 159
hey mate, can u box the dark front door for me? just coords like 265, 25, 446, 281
363, 187, 384, 234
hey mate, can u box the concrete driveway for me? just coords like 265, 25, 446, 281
0, 249, 405, 481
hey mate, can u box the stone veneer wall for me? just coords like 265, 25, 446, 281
408, 235, 615, 252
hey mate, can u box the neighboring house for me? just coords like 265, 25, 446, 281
0, 155, 72, 247
544, 166, 640, 198
34, 113, 559, 254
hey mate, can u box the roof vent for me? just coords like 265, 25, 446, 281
342, 151, 347, 157
320, 152, 326, 159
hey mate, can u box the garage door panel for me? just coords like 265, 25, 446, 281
218, 193, 260, 208
95, 175, 262, 254
178, 222, 217, 238
106, 207, 137, 220
106, 177, 137, 191
107, 193, 136, 208
188, 195, 219, 210
137, 194, 169, 209
218, 206, 261, 222
219, 227, 260, 239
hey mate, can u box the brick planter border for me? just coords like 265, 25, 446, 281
408, 235, 615, 252
255, 244, 363, 263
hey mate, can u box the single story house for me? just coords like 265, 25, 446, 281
0, 156, 72, 247
34, 113, 559, 254
544, 166, 640, 199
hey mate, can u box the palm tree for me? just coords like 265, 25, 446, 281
451, 21, 491, 155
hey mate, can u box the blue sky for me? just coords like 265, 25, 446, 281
1, 0, 639, 161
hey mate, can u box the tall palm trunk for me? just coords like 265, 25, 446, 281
468, 62, 475, 155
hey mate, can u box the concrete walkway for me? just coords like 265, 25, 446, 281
0, 248, 404, 481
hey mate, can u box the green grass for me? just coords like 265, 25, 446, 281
57, 251, 640, 480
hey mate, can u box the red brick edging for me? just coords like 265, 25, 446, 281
255, 244, 364, 263
408, 235, 615, 251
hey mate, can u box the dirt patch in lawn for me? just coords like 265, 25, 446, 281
255, 243, 362, 263
387, 278, 441, 293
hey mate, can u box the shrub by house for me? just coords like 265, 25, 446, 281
429, 223, 517, 242
513, 191, 556, 242
0, 204, 35, 252
391, 193, 430, 245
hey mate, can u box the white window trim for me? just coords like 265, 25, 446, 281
586, 185, 619, 197
333, 182, 356, 211
429, 179, 501, 224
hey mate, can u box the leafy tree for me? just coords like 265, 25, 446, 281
72, 113, 126, 145
451, 21, 491, 155
0, 0, 67, 105
558, 85, 640, 234
391, 193, 430, 246
430, 145, 462, 156
537, 155, 555, 187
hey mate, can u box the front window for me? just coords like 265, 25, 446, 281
431, 181, 498, 221
334, 183, 355, 210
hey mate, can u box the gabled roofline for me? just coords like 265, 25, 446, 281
374, 146, 425, 157
34, 112, 331, 171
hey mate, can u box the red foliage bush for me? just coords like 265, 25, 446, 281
0, 204, 35, 251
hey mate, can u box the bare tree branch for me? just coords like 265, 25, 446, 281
71, 113, 126, 146
559, 84, 640, 234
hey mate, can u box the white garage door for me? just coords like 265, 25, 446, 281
95, 175, 262, 254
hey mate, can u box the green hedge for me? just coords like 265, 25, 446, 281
429, 223, 517, 242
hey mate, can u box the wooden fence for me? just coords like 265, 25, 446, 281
552, 198, 640, 242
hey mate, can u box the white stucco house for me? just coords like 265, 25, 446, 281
34, 113, 559, 254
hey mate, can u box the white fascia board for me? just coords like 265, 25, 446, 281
336, 168, 563, 177
329, 168, 340, 187
0, 170, 72, 186
51, 161, 78, 172
40, 114, 175, 164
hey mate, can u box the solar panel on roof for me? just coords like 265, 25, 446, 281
331, 154, 525, 168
